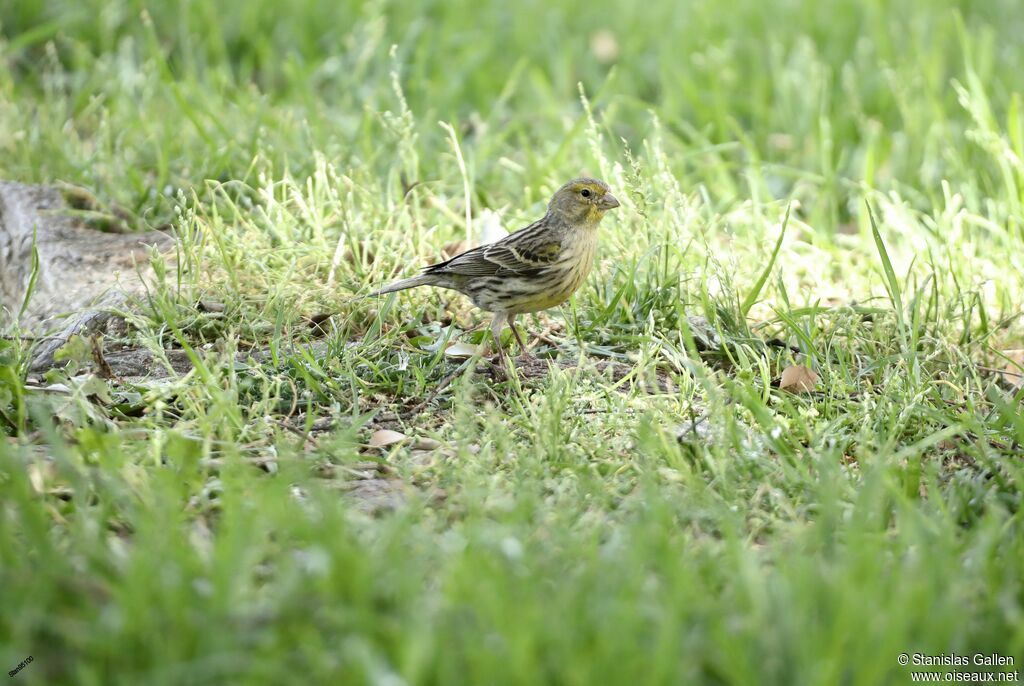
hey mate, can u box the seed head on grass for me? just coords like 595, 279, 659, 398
369, 177, 620, 360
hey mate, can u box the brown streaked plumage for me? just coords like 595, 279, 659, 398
369, 177, 619, 360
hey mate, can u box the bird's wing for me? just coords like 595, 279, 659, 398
425, 220, 562, 278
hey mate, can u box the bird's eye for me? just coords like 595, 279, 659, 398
580, 189, 592, 198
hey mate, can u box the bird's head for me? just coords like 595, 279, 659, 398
546, 177, 619, 226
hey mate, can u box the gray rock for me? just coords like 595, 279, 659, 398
0, 181, 175, 370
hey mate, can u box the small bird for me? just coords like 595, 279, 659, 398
369, 177, 619, 359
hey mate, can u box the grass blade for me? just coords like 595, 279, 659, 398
16, 227, 41, 324
866, 201, 905, 333
740, 201, 791, 318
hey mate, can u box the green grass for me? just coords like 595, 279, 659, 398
2, 0, 1024, 683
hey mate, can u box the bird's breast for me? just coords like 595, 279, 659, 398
505, 230, 598, 313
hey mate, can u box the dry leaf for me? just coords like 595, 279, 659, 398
779, 365, 819, 393
368, 429, 408, 448
444, 343, 481, 359
998, 349, 1024, 390
412, 437, 442, 451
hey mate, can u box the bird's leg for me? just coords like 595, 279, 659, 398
484, 311, 507, 360
507, 313, 534, 360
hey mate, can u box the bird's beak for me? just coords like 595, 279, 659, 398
600, 193, 620, 210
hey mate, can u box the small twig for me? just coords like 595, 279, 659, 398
527, 325, 562, 352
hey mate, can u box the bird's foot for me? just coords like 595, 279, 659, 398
508, 324, 535, 361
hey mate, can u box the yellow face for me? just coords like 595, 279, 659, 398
548, 177, 620, 224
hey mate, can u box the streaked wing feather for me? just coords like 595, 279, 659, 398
424, 244, 501, 277
424, 219, 561, 278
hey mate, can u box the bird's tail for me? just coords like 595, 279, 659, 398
366, 273, 437, 298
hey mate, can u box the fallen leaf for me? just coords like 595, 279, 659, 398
444, 342, 482, 359
413, 437, 442, 451
779, 365, 819, 393
368, 429, 408, 448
